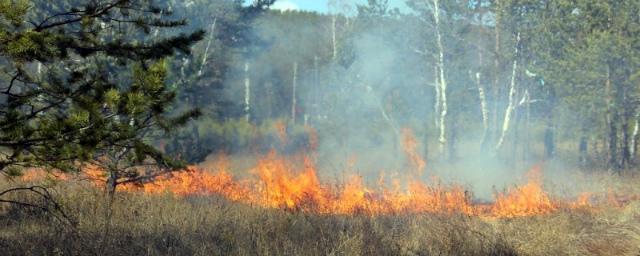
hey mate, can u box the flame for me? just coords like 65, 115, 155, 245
252, 151, 326, 211
491, 166, 558, 217
401, 128, 426, 175
570, 192, 592, 209
17, 156, 618, 218
17, 128, 639, 218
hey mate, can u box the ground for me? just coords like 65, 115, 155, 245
1, 172, 640, 256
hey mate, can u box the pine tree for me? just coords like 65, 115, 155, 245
0, 0, 204, 193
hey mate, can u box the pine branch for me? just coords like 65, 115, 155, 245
34, 0, 128, 32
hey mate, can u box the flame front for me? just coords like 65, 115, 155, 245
490, 166, 557, 217
90, 153, 586, 218
20, 154, 610, 218
18, 127, 619, 218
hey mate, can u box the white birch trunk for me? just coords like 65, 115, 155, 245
631, 113, 639, 158
495, 32, 521, 151
314, 55, 319, 118
332, 15, 338, 61
198, 18, 217, 78
434, 66, 441, 128
477, 72, 489, 143
291, 62, 298, 124
432, 0, 448, 156
244, 62, 251, 122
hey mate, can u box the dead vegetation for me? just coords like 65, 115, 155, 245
1, 177, 639, 256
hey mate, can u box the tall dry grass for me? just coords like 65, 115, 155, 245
0, 176, 639, 256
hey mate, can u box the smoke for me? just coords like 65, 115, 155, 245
211, 9, 588, 200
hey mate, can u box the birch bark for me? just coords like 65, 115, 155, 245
332, 15, 338, 61
477, 72, 489, 147
291, 62, 298, 124
495, 32, 520, 151
434, 66, 441, 128
631, 113, 639, 161
244, 62, 251, 122
198, 18, 217, 78
432, 0, 448, 156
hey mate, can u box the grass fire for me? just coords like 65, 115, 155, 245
2, 0, 640, 255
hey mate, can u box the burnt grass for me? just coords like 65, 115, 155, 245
0, 182, 639, 256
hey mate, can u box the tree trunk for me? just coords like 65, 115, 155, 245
543, 80, 556, 160
605, 65, 619, 170
101, 167, 118, 251
621, 89, 631, 168
477, 71, 490, 150
608, 112, 619, 170
496, 32, 520, 151
631, 113, 639, 163
198, 18, 217, 78
432, 0, 448, 158
291, 61, 298, 124
244, 62, 251, 122
313, 55, 319, 120
332, 15, 338, 61
106, 169, 117, 199
475, 0, 490, 151
448, 119, 457, 163
434, 66, 440, 128
491, 2, 502, 147
622, 123, 630, 168
579, 134, 588, 168
543, 125, 555, 160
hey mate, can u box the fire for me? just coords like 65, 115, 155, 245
491, 165, 558, 217
401, 128, 426, 175
571, 192, 592, 208
252, 152, 326, 211
21, 154, 595, 218
16, 128, 633, 218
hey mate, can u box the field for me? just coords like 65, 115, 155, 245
1, 167, 640, 256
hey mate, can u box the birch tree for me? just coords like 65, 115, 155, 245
477, 72, 489, 147
291, 61, 298, 124
328, 0, 354, 62
495, 32, 520, 151
431, 0, 448, 157
244, 61, 251, 122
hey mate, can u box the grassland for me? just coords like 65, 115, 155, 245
1, 173, 639, 256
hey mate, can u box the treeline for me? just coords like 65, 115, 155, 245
1, 0, 639, 179
157, 0, 640, 171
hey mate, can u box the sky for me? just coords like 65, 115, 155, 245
269, 0, 408, 13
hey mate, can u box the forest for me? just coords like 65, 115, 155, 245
1, 0, 640, 255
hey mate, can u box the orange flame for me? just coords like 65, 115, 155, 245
18, 130, 635, 218
21, 153, 601, 218
491, 166, 558, 217
401, 128, 426, 175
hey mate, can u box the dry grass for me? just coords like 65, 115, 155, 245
0, 178, 639, 256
